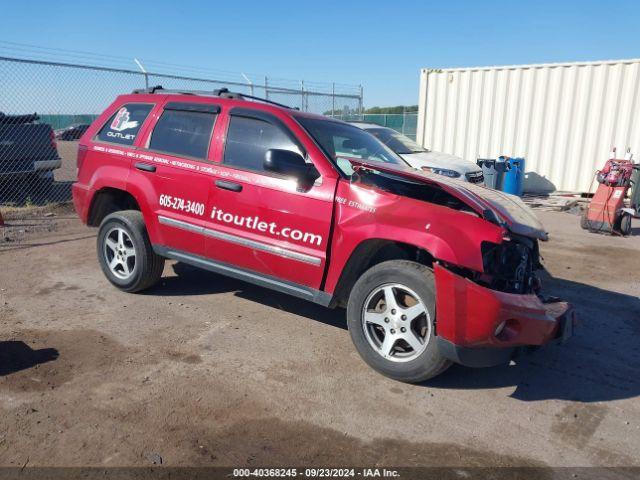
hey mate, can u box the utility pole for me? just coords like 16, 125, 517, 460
332, 82, 335, 118
241, 73, 254, 96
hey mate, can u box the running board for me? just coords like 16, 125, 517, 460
153, 245, 333, 307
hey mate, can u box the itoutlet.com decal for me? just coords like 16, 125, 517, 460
210, 206, 323, 246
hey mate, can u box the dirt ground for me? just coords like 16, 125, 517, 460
0, 210, 639, 469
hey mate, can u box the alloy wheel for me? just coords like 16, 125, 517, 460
361, 283, 431, 362
103, 227, 136, 280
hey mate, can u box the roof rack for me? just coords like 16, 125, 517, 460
132, 85, 297, 110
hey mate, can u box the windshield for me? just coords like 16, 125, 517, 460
365, 128, 426, 154
295, 116, 406, 176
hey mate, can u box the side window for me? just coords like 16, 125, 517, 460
224, 116, 302, 173
334, 135, 385, 162
149, 108, 217, 160
96, 103, 153, 146
334, 136, 359, 158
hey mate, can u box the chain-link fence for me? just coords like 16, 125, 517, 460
0, 55, 362, 231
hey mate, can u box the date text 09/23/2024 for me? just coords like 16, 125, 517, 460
232, 468, 400, 477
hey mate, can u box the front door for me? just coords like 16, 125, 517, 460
204, 111, 336, 290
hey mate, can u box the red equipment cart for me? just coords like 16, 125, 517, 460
581, 149, 638, 236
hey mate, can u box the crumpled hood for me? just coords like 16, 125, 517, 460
349, 158, 549, 241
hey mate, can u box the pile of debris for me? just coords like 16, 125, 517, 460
522, 192, 588, 215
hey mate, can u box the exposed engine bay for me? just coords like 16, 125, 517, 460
480, 235, 542, 294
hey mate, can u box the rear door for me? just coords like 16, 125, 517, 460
203, 109, 337, 289
129, 100, 221, 257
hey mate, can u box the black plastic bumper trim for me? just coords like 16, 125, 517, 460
436, 337, 515, 368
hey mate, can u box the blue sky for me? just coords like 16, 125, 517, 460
3, 0, 640, 106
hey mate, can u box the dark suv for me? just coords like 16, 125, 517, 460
0, 112, 61, 187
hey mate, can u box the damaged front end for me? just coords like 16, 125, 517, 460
340, 158, 575, 367
433, 230, 575, 368
479, 234, 542, 295
434, 260, 576, 367
434, 233, 575, 368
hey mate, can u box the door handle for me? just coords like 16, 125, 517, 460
215, 179, 243, 192
135, 162, 156, 173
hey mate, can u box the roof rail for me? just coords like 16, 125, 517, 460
131, 85, 297, 110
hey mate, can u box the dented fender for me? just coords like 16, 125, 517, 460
323, 180, 505, 294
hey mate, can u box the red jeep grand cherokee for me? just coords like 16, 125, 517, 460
72, 87, 574, 382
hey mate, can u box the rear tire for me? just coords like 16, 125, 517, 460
97, 210, 165, 292
619, 212, 633, 236
346, 260, 451, 383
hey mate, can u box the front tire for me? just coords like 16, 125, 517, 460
97, 210, 165, 293
346, 260, 451, 383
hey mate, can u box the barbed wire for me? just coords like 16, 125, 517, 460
0, 40, 361, 97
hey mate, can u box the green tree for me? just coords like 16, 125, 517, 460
322, 105, 419, 116
365, 105, 418, 114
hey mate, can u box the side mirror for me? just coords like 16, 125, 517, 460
264, 149, 311, 179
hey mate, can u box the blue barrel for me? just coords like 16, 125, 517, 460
502, 157, 525, 196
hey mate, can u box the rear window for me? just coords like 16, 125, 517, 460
149, 108, 217, 160
96, 103, 153, 146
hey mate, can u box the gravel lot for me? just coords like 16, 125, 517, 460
54, 141, 79, 183
0, 210, 639, 468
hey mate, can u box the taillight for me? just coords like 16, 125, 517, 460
77, 144, 88, 172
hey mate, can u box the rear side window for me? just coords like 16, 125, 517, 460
96, 103, 153, 146
149, 107, 217, 160
224, 116, 302, 173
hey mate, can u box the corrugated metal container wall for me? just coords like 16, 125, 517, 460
416, 59, 640, 193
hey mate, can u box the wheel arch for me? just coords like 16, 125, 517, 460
87, 187, 141, 227
329, 238, 435, 308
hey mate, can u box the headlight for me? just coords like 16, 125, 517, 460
421, 166, 461, 178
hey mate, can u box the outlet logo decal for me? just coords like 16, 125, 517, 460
110, 107, 139, 132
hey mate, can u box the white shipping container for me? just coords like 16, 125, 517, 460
416, 59, 640, 193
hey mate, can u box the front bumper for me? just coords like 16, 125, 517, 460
434, 264, 576, 367
34, 159, 62, 172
